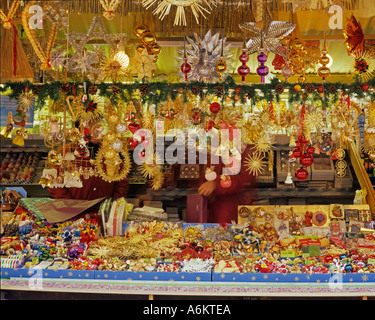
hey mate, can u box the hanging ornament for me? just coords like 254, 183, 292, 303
141, 0, 216, 26
256, 31, 269, 83
295, 167, 308, 181
0, 0, 33, 80
317, 42, 331, 82
257, 48, 269, 83
239, 10, 295, 58
180, 36, 191, 82
244, 152, 265, 176
100, 0, 122, 20
215, 36, 227, 82
237, 34, 250, 83
219, 174, 232, 189
132, 47, 157, 81
21, 2, 58, 70
176, 30, 232, 82
205, 167, 217, 181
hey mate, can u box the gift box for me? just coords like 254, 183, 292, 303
186, 194, 208, 223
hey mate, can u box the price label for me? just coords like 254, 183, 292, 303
280, 250, 296, 258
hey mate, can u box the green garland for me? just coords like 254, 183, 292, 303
1, 75, 374, 110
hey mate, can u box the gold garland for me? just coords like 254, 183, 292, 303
95, 147, 131, 182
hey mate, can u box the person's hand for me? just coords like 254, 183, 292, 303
198, 180, 216, 197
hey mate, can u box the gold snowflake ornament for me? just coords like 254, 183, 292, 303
244, 152, 265, 176
141, 0, 217, 26
132, 49, 157, 81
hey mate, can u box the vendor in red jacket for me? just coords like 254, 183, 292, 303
198, 145, 257, 224
48, 120, 129, 201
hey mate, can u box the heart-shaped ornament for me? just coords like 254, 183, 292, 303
128, 123, 140, 134
22, 2, 58, 70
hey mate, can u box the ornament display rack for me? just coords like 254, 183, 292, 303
1, 133, 361, 211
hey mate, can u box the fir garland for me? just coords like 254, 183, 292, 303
1, 75, 374, 110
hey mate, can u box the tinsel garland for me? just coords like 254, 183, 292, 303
1, 75, 375, 110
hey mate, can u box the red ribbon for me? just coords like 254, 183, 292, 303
298, 104, 306, 137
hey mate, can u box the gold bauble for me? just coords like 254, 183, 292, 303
142, 31, 156, 45
319, 55, 331, 66
103, 147, 116, 160
134, 24, 149, 38
291, 40, 304, 51
107, 112, 120, 126
318, 66, 331, 78
216, 60, 227, 73
136, 43, 147, 53
150, 43, 161, 55
104, 131, 117, 144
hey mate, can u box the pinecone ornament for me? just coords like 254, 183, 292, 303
60, 83, 72, 94
32, 86, 41, 96
329, 84, 337, 94
190, 85, 201, 96
139, 84, 149, 96
88, 85, 98, 95
214, 85, 224, 97
111, 85, 121, 95
305, 83, 315, 94
274, 83, 284, 94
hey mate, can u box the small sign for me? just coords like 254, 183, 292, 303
280, 250, 296, 258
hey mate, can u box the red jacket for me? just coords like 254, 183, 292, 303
206, 145, 257, 224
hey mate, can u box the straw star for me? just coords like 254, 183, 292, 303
239, 11, 295, 57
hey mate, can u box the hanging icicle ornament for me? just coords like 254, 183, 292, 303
257, 33, 269, 83
237, 34, 250, 83
215, 36, 227, 82
180, 36, 191, 82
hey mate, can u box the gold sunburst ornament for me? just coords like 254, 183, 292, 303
244, 152, 265, 176
141, 0, 217, 26
304, 109, 324, 132
253, 135, 273, 154
18, 91, 34, 111
101, 52, 129, 83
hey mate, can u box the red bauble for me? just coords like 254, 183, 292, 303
293, 148, 302, 158
239, 50, 249, 63
307, 145, 315, 154
317, 86, 324, 93
295, 168, 308, 181
362, 83, 369, 91
300, 154, 314, 167
220, 176, 232, 188
180, 61, 191, 74
237, 65, 250, 77
209, 102, 221, 113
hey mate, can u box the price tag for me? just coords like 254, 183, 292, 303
280, 250, 296, 258
368, 258, 375, 264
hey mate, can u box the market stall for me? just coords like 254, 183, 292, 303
1, 0, 375, 299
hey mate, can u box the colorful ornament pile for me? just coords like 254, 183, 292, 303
1, 205, 374, 277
